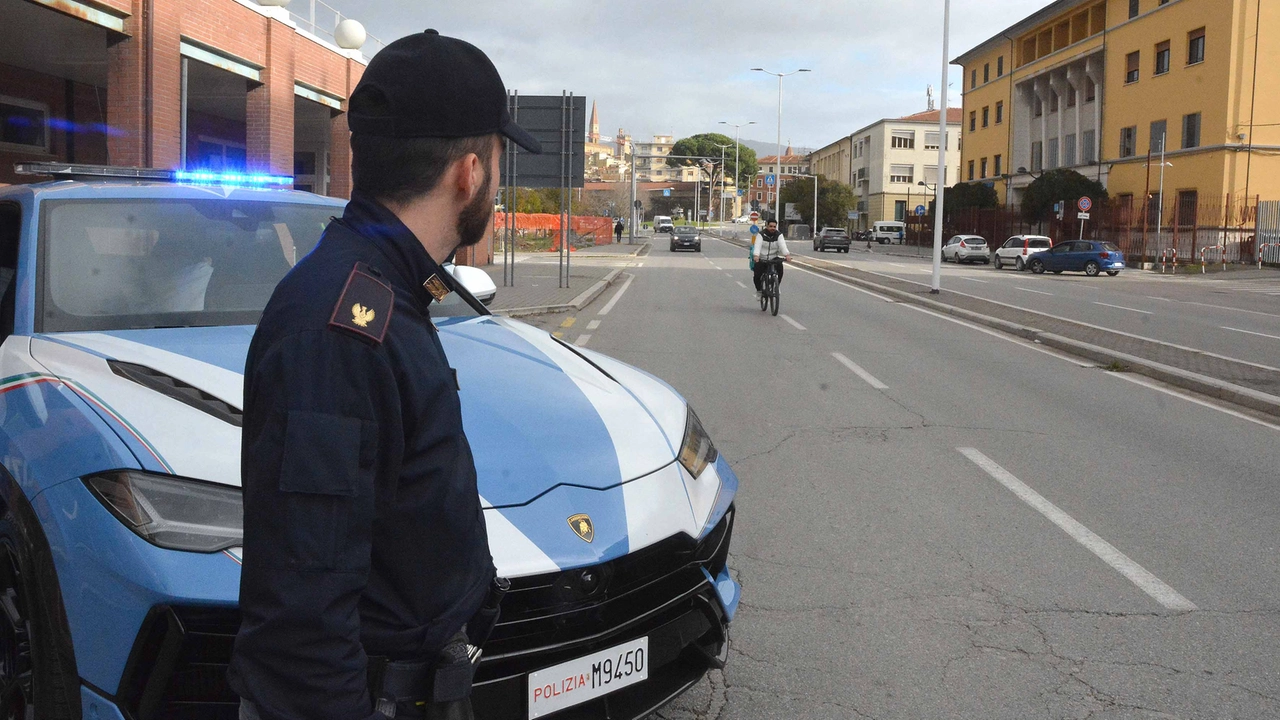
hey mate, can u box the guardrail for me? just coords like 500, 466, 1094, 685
1259, 243, 1280, 270
1200, 244, 1226, 274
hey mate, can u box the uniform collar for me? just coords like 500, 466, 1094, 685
342, 192, 453, 306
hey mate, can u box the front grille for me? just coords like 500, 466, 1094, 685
117, 605, 241, 720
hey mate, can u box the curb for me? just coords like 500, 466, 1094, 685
493, 268, 623, 318
712, 232, 1280, 419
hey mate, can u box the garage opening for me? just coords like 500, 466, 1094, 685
181, 51, 252, 172
0, 0, 111, 184
293, 95, 333, 194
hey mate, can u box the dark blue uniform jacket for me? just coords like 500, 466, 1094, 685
228, 193, 495, 720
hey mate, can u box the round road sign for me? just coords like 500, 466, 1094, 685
914, 205, 927, 216
1077, 196, 1093, 212
749, 224, 761, 235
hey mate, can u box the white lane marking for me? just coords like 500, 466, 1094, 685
1145, 296, 1174, 302
1016, 286, 1054, 296
1093, 301, 1153, 315
889, 262, 908, 268
786, 263, 896, 302
637, 262, 645, 268
831, 352, 888, 389
587, 320, 601, 330
1221, 326, 1280, 341
597, 274, 635, 316
958, 447, 1197, 612
735, 280, 748, 289
711, 265, 722, 270
900, 304, 1094, 367
962, 277, 991, 283
780, 314, 807, 331
725, 273, 733, 277
574, 334, 591, 347
1108, 372, 1280, 432
1179, 300, 1280, 319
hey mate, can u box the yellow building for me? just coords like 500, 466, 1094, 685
954, 0, 1280, 219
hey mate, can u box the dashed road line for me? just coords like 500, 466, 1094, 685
958, 447, 1197, 612
735, 280, 748, 289
1221, 326, 1280, 341
1093, 301, 1152, 315
597, 274, 635, 316
560, 317, 576, 328
587, 320, 601, 330
961, 277, 990, 283
832, 352, 888, 389
780, 314, 806, 331
574, 334, 591, 347
1016, 286, 1054, 296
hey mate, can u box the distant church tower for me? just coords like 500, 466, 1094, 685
588, 101, 600, 143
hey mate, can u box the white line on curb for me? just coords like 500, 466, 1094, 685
957, 447, 1197, 612
587, 320, 601, 330
832, 352, 888, 389
597, 274, 634, 316
574, 334, 591, 347
780, 314, 807, 331
1108, 372, 1280, 432
1221, 326, 1280, 341
1016, 286, 1054, 296
1094, 301, 1152, 315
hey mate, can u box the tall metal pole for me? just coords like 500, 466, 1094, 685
1156, 132, 1167, 254
628, 148, 637, 244
930, 0, 951, 293
720, 120, 756, 220
775, 73, 783, 225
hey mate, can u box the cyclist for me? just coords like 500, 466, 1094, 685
752, 219, 792, 298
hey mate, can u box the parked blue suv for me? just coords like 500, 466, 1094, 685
1027, 240, 1126, 276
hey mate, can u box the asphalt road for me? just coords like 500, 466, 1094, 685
519, 235, 1280, 719
786, 238, 1280, 373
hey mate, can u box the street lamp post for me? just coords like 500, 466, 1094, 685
929, 0, 951, 294
719, 121, 755, 219
714, 143, 733, 224
752, 67, 811, 225
796, 173, 820, 236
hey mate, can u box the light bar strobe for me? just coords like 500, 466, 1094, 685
14, 162, 293, 187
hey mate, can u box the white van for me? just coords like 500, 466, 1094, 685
653, 215, 675, 233
873, 221, 906, 244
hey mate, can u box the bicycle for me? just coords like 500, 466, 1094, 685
758, 258, 781, 316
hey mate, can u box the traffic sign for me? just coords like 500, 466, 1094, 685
1077, 212, 1091, 220
749, 211, 760, 220
1077, 196, 1092, 212
914, 205, 926, 216
663, 188, 671, 197
847, 210, 858, 220
749, 224, 761, 235
765, 174, 776, 187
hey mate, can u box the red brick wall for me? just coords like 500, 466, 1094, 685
246, 19, 294, 176
0, 64, 109, 185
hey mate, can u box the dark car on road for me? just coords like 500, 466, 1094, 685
1028, 240, 1126, 276
670, 226, 702, 252
813, 227, 852, 253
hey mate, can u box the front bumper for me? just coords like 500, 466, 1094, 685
672, 239, 701, 248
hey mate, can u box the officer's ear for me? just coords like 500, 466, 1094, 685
452, 136, 501, 206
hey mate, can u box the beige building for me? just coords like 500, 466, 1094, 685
809, 109, 962, 228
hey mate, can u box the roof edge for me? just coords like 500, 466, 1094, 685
952, 0, 1096, 66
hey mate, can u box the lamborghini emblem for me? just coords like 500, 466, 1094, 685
568, 513, 594, 543
351, 303, 375, 328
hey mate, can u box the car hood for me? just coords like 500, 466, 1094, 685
28, 318, 687, 507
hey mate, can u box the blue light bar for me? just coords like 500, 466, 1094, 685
173, 170, 294, 186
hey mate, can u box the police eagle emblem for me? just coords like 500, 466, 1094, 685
351, 303, 375, 328
567, 514, 594, 543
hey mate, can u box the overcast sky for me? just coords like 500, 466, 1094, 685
334, 0, 1048, 151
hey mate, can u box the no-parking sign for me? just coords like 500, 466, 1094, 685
1077, 197, 1093, 212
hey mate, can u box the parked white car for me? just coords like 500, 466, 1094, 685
994, 235, 1054, 271
943, 235, 990, 264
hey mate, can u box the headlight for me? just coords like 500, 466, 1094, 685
678, 407, 718, 479
83, 471, 243, 552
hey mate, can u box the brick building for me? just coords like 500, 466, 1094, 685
0, 0, 367, 199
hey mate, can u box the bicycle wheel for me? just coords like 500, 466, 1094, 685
769, 281, 779, 316
758, 282, 768, 311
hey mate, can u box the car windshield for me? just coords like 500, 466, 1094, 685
674, 227, 697, 235
1029, 239, 1052, 248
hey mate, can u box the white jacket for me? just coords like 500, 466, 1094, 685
752, 233, 790, 261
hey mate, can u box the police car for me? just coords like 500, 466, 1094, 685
0, 163, 739, 720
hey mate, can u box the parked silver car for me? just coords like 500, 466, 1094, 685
943, 235, 989, 264
994, 235, 1054, 271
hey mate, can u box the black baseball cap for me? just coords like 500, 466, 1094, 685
348, 29, 542, 154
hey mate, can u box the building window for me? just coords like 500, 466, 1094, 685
1064, 134, 1077, 166
1120, 126, 1137, 157
0, 96, 49, 151
1155, 40, 1171, 74
756, 178, 762, 187
1177, 190, 1198, 225
1147, 192, 1163, 226
1126, 51, 1140, 83
924, 165, 940, 184
890, 164, 914, 184
971, 69, 977, 89
980, 158, 988, 178
1082, 130, 1096, 163
892, 130, 915, 149
1031, 141, 1043, 172
1034, 96, 1043, 118
982, 106, 990, 128
1150, 119, 1167, 153
997, 56, 1005, 76
969, 111, 977, 132
895, 200, 907, 221
1188, 28, 1205, 65
967, 160, 975, 181
756, 192, 762, 201
1117, 193, 1134, 223
984, 63, 990, 83
924, 132, 940, 150
1086, 77, 1097, 102
1129, 0, 1139, 18
1182, 112, 1201, 149
1047, 138, 1059, 169
1066, 85, 1077, 108
1049, 91, 1059, 113
994, 154, 1003, 176
995, 101, 1004, 124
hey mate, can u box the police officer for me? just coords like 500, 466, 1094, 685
228, 30, 541, 720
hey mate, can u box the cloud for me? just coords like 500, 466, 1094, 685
337, 0, 1047, 150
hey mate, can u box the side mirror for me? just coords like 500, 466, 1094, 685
444, 263, 497, 306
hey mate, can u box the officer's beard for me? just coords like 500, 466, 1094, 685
456, 164, 495, 249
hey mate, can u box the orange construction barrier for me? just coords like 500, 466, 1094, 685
493, 213, 615, 249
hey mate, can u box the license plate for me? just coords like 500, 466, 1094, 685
527, 637, 649, 718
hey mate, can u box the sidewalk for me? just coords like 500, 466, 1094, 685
481, 244, 645, 316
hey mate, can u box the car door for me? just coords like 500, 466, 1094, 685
1042, 242, 1073, 271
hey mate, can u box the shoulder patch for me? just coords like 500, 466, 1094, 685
329, 263, 394, 344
